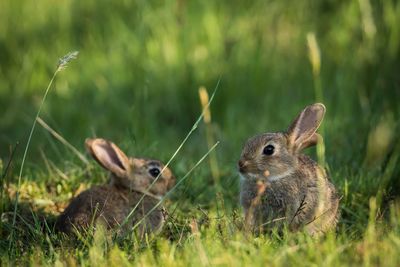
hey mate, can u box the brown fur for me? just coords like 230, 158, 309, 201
56, 185, 164, 235
56, 138, 175, 236
239, 103, 339, 235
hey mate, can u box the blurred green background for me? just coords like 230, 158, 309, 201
0, 0, 399, 215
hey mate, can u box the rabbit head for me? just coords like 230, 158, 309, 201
238, 103, 325, 180
85, 138, 175, 197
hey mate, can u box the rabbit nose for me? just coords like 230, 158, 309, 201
238, 160, 249, 173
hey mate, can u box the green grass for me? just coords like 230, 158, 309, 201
1, 0, 400, 265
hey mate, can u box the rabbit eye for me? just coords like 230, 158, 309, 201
263, 145, 275, 156
149, 167, 161, 178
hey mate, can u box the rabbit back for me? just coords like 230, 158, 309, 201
56, 185, 164, 235
288, 154, 339, 234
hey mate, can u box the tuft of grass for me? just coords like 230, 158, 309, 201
199, 86, 220, 185
307, 32, 326, 168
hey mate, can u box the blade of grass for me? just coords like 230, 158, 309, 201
1, 143, 19, 181
198, 86, 220, 185
129, 141, 220, 234
1, 143, 19, 213
116, 78, 221, 232
36, 116, 89, 165
307, 32, 326, 168
8, 51, 79, 250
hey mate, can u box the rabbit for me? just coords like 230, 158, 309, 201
238, 103, 339, 236
55, 138, 176, 237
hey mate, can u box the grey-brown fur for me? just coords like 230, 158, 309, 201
239, 103, 339, 235
55, 138, 175, 236
56, 185, 164, 235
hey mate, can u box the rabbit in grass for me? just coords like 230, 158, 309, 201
56, 138, 175, 237
238, 103, 339, 236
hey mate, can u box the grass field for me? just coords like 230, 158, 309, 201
1, 0, 400, 265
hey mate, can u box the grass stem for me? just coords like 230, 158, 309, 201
8, 51, 78, 250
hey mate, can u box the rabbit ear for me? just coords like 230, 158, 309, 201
298, 133, 322, 150
287, 103, 325, 151
85, 138, 130, 178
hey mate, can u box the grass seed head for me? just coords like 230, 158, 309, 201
57, 51, 79, 71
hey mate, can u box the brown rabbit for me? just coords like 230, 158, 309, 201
56, 138, 175, 236
239, 103, 339, 236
